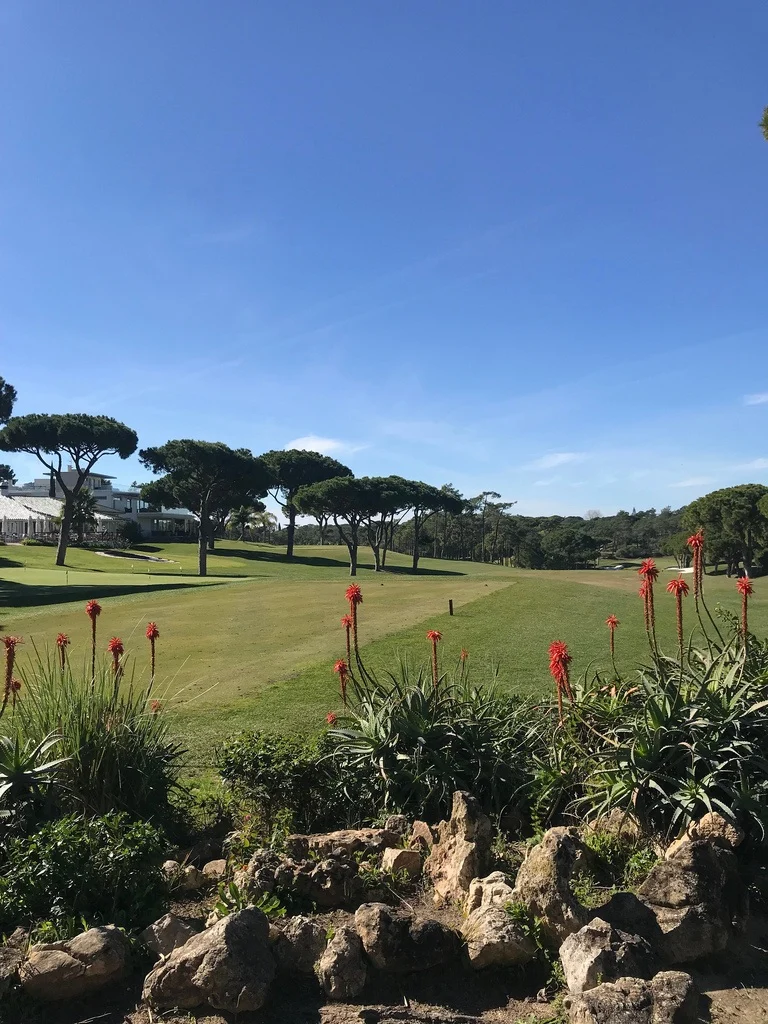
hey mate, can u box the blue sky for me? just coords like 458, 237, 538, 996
1, 1, 767, 518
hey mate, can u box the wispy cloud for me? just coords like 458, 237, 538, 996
670, 476, 715, 488
738, 458, 768, 471
744, 393, 768, 406
528, 452, 587, 470
285, 434, 366, 456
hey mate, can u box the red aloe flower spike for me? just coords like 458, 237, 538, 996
426, 630, 443, 689
326, 712, 338, 726
638, 580, 650, 632
85, 599, 102, 681
736, 576, 753, 641
605, 615, 619, 657
56, 632, 70, 670
687, 530, 705, 598
107, 636, 124, 676
460, 648, 469, 663
638, 561, 657, 633
150, 699, 162, 714
666, 576, 690, 655
638, 559, 659, 582
345, 585, 363, 663
146, 622, 159, 683
341, 614, 353, 666
1, 636, 23, 720
333, 658, 349, 704
548, 640, 573, 724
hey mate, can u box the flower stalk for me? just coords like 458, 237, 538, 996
1, 636, 22, 720
426, 630, 443, 689
85, 599, 102, 683
548, 640, 573, 725
666, 576, 690, 660
146, 622, 159, 693
56, 632, 70, 672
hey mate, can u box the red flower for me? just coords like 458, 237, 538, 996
427, 630, 443, 688
345, 584, 363, 607
150, 699, 162, 714
2, 636, 22, 652
638, 559, 659, 583
340, 614, 353, 629
334, 659, 349, 704
666, 577, 690, 598
426, 630, 443, 643
1, 637, 23, 721
736, 577, 753, 597
737, 576, 754, 641
326, 712, 338, 726
687, 531, 704, 551
460, 648, 469, 662
85, 599, 102, 621
56, 633, 70, 648
146, 622, 160, 640
605, 615, 619, 630
107, 637, 124, 656
548, 640, 573, 723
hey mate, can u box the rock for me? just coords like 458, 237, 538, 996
511, 826, 591, 946
385, 814, 410, 836
245, 848, 283, 894
163, 858, 182, 878
637, 839, 749, 963
185, 838, 222, 867
409, 820, 437, 852
381, 847, 422, 878
424, 792, 492, 902
143, 908, 275, 1012
354, 903, 459, 972
179, 865, 205, 891
666, 812, 745, 860
140, 914, 200, 957
465, 871, 516, 914
202, 859, 227, 881
284, 856, 365, 909
0, 946, 23, 997
564, 970, 697, 1023
316, 925, 367, 1000
462, 904, 536, 969
285, 828, 398, 861
272, 916, 328, 975
559, 917, 657, 994
593, 892, 663, 947
20, 926, 130, 1002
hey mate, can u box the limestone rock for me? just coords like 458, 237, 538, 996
559, 917, 657, 995
285, 828, 398, 861
637, 839, 748, 963
381, 847, 422, 878
384, 814, 410, 836
140, 914, 200, 957
424, 791, 492, 903
462, 904, 535, 969
20, 926, 130, 1002
410, 820, 437, 852
511, 826, 591, 946
592, 892, 663, 947
564, 970, 697, 1024
202, 858, 227, 881
354, 903, 459, 972
665, 812, 745, 860
272, 916, 328, 975
0, 946, 23, 997
142, 907, 275, 1012
316, 925, 367, 999
465, 871, 516, 914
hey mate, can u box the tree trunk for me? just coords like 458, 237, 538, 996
349, 541, 358, 576
198, 507, 209, 576
55, 497, 73, 566
286, 503, 296, 560
412, 515, 421, 573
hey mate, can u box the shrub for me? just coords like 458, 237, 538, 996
328, 663, 540, 822
20, 537, 46, 546
14, 647, 184, 825
0, 812, 167, 932
559, 639, 768, 839
218, 730, 345, 834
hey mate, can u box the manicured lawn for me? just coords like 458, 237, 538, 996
2, 540, 765, 762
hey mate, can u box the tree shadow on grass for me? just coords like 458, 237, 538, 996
0, 578, 227, 626
213, 545, 467, 576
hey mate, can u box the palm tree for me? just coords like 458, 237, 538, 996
55, 488, 100, 544
228, 505, 257, 542
251, 510, 278, 542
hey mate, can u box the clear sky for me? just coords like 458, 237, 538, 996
1, 1, 767, 517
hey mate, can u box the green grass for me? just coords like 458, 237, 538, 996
2, 540, 765, 762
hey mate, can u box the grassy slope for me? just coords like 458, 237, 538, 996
3, 540, 765, 759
